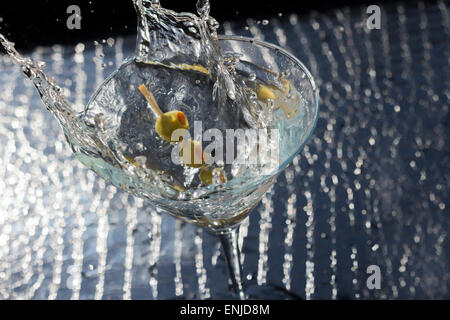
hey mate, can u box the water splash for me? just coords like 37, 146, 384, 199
0, 0, 309, 230
0, 34, 111, 168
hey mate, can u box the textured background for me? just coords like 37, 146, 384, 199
0, 0, 449, 299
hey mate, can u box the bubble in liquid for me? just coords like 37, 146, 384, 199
262, 20, 269, 25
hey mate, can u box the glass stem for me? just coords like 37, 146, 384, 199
217, 226, 246, 300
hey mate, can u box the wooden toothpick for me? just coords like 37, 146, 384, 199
138, 84, 163, 117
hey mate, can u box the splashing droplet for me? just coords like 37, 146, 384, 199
107, 37, 115, 47
196, 0, 210, 18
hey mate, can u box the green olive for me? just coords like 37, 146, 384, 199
180, 139, 207, 168
155, 110, 189, 142
199, 167, 226, 185
199, 166, 213, 185
256, 84, 276, 102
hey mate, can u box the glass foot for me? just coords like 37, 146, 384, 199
245, 285, 302, 300
212, 283, 302, 300
243, 283, 302, 300
216, 227, 302, 300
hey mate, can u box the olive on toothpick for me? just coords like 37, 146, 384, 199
138, 84, 225, 186
138, 84, 189, 142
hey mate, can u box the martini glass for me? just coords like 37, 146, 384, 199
81, 35, 319, 299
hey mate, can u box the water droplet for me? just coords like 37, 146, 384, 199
227, 89, 235, 100
75, 43, 85, 53
135, 156, 147, 167
212, 168, 226, 184
196, 0, 210, 18
289, 15, 298, 25
37, 61, 46, 69
262, 20, 269, 25
107, 37, 115, 47
94, 113, 105, 131
135, 142, 145, 152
